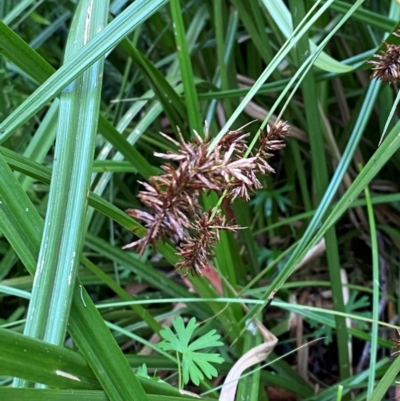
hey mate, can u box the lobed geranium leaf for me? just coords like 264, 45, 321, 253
188, 329, 223, 351
159, 317, 224, 385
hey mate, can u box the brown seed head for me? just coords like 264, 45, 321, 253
369, 36, 400, 85
123, 121, 289, 275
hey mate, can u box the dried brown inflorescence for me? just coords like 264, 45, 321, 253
369, 30, 400, 85
123, 122, 289, 275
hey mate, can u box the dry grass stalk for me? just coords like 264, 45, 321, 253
123, 122, 290, 275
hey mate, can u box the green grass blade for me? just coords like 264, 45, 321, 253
243, 81, 381, 321
290, 0, 349, 380
0, 20, 54, 84
169, 0, 203, 133
289, 117, 400, 292
363, 169, 379, 398
80, 256, 162, 334
16, 99, 59, 191
321, 0, 397, 31
0, 327, 211, 399
0, 0, 169, 143
1, 4, 151, 399
0, 327, 99, 389
97, 116, 157, 180
22, 0, 107, 347
208, 0, 361, 152
0, 22, 158, 180
367, 356, 400, 401
0, 388, 212, 401
68, 282, 149, 401
0, 154, 42, 273
118, 37, 187, 130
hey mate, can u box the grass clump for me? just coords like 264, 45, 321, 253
1, 1, 400, 401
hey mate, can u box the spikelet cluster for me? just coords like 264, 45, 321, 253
369, 31, 400, 85
123, 122, 290, 275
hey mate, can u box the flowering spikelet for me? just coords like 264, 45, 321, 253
123, 122, 290, 275
176, 210, 240, 275
369, 31, 400, 85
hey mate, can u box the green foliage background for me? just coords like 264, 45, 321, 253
1, 0, 400, 400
